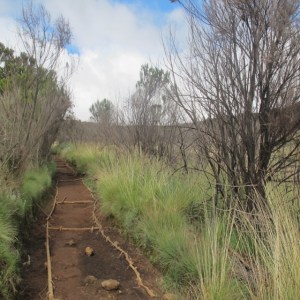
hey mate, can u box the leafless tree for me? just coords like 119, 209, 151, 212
0, 2, 71, 172
0, 2, 73, 172
167, 0, 300, 211
88, 98, 119, 145
125, 64, 180, 158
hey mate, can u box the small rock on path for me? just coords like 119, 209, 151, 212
101, 279, 120, 291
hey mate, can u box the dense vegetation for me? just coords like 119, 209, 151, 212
0, 3, 72, 298
1, 0, 300, 299
60, 144, 300, 299
0, 163, 55, 299
57, 3, 300, 298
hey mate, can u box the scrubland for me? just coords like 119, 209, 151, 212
59, 143, 300, 299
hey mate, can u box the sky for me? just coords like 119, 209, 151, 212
0, 0, 187, 121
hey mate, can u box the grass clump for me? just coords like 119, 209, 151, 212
60, 143, 116, 176
20, 162, 54, 221
190, 213, 247, 300
22, 164, 53, 201
0, 192, 20, 299
238, 191, 300, 300
0, 161, 55, 299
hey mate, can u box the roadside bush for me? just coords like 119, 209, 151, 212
0, 162, 55, 299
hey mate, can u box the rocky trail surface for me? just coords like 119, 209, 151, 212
20, 158, 163, 300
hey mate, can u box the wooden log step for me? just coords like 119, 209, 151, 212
48, 226, 100, 232
59, 178, 82, 182
57, 200, 94, 204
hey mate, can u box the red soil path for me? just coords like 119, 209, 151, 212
20, 158, 162, 300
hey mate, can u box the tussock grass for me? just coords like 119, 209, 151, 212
21, 163, 54, 216
0, 162, 55, 299
60, 143, 300, 299
237, 190, 300, 300
0, 192, 20, 299
61, 143, 116, 175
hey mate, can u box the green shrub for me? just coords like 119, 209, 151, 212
22, 166, 52, 201
0, 161, 55, 299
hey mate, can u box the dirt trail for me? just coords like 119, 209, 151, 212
20, 158, 162, 300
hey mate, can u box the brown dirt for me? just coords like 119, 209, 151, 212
20, 158, 163, 300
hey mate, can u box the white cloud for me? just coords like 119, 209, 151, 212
0, 0, 187, 120
165, 8, 188, 48
0, 17, 18, 49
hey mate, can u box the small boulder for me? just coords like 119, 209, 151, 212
85, 246, 94, 256
101, 279, 120, 291
162, 293, 177, 300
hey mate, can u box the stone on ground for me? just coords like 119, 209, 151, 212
84, 246, 94, 256
101, 279, 120, 291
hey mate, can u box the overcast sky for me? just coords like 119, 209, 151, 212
0, 0, 187, 120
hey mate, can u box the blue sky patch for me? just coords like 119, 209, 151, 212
65, 44, 80, 55
115, 0, 180, 12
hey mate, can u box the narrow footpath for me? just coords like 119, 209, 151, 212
21, 158, 162, 300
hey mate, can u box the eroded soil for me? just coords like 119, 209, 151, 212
20, 158, 162, 300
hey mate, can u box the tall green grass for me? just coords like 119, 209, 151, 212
21, 163, 54, 219
0, 192, 20, 298
0, 162, 55, 299
236, 190, 300, 300
60, 143, 300, 299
